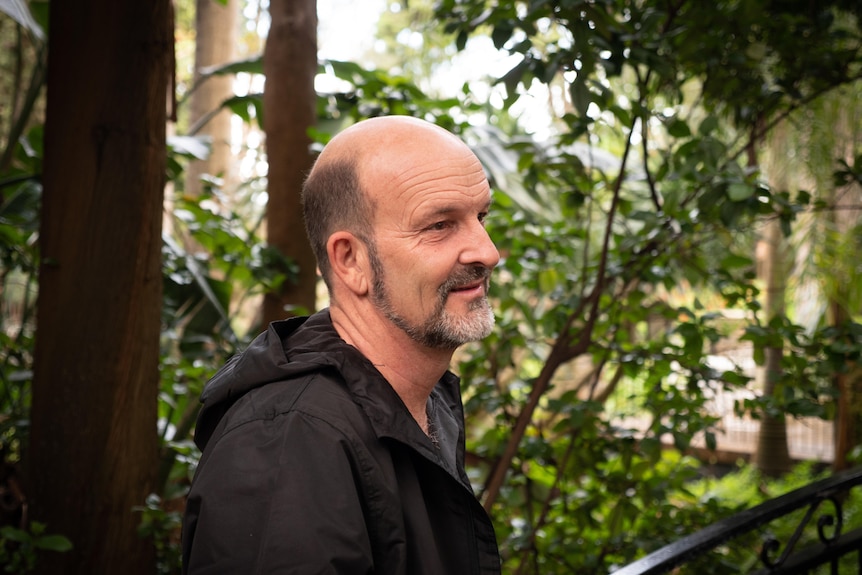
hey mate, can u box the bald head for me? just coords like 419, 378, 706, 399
316, 115, 467, 167
302, 116, 481, 289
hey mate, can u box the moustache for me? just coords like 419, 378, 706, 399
439, 265, 492, 295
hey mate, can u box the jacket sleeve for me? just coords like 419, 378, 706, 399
182, 409, 376, 575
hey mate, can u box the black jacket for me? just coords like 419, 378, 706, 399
182, 309, 501, 574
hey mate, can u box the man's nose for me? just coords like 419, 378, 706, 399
462, 223, 500, 270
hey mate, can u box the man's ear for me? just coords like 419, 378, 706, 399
327, 231, 370, 296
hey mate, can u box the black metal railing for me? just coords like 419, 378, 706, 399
613, 466, 862, 575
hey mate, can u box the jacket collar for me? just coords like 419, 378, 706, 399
284, 310, 467, 481
197, 309, 468, 482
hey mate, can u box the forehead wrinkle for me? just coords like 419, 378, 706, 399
396, 187, 492, 234
359, 130, 491, 232
389, 158, 488, 200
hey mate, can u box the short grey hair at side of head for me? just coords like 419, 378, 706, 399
301, 156, 375, 290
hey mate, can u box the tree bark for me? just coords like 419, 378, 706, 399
261, 0, 319, 323
185, 0, 238, 197
754, 123, 793, 477
26, 1, 169, 573
824, 87, 862, 471
831, 298, 855, 471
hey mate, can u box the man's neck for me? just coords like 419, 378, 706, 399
329, 304, 454, 434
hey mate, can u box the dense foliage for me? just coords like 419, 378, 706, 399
424, 0, 862, 571
1, 0, 862, 573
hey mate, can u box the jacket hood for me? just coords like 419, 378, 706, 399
194, 309, 348, 450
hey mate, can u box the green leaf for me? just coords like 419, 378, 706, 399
569, 75, 592, 118
0, 526, 30, 543
223, 94, 263, 125
538, 268, 559, 293
34, 534, 73, 552
198, 55, 263, 78
492, 22, 514, 49
727, 183, 754, 201
720, 253, 753, 269
698, 115, 719, 136
667, 119, 691, 138
705, 431, 717, 451
455, 30, 468, 51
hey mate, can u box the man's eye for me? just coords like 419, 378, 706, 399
478, 212, 489, 224
430, 221, 449, 231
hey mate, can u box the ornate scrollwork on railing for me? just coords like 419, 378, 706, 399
759, 495, 843, 568
817, 498, 843, 543
612, 466, 862, 575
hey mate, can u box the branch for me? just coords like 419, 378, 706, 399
482, 116, 639, 511
156, 398, 201, 497
633, 61, 662, 211
732, 70, 862, 167
0, 42, 46, 172
514, 431, 580, 575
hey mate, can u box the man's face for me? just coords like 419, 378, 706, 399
368, 240, 495, 349
363, 145, 500, 350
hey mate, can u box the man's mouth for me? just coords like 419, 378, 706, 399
449, 280, 486, 297
441, 266, 491, 299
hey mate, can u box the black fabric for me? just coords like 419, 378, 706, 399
182, 309, 501, 574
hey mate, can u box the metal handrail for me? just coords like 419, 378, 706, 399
612, 465, 862, 575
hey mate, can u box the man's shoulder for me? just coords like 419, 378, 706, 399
230, 367, 358, 425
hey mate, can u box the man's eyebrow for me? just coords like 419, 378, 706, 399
424, 199, 491, 218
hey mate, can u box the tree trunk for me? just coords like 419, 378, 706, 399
261, 0, 319, 324
185, 0, 238, 197
831, 299, 855, 471
822, 86, 862, 471
754, 123, 793, 477
828, 197, 862, 470
26, 1, 169, 573
755, 343, 792, 476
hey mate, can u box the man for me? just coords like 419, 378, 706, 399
181, 115, 502, 574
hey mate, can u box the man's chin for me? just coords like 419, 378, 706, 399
445, 306, 495, 342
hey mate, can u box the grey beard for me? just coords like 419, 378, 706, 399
371, 261, 495, 350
